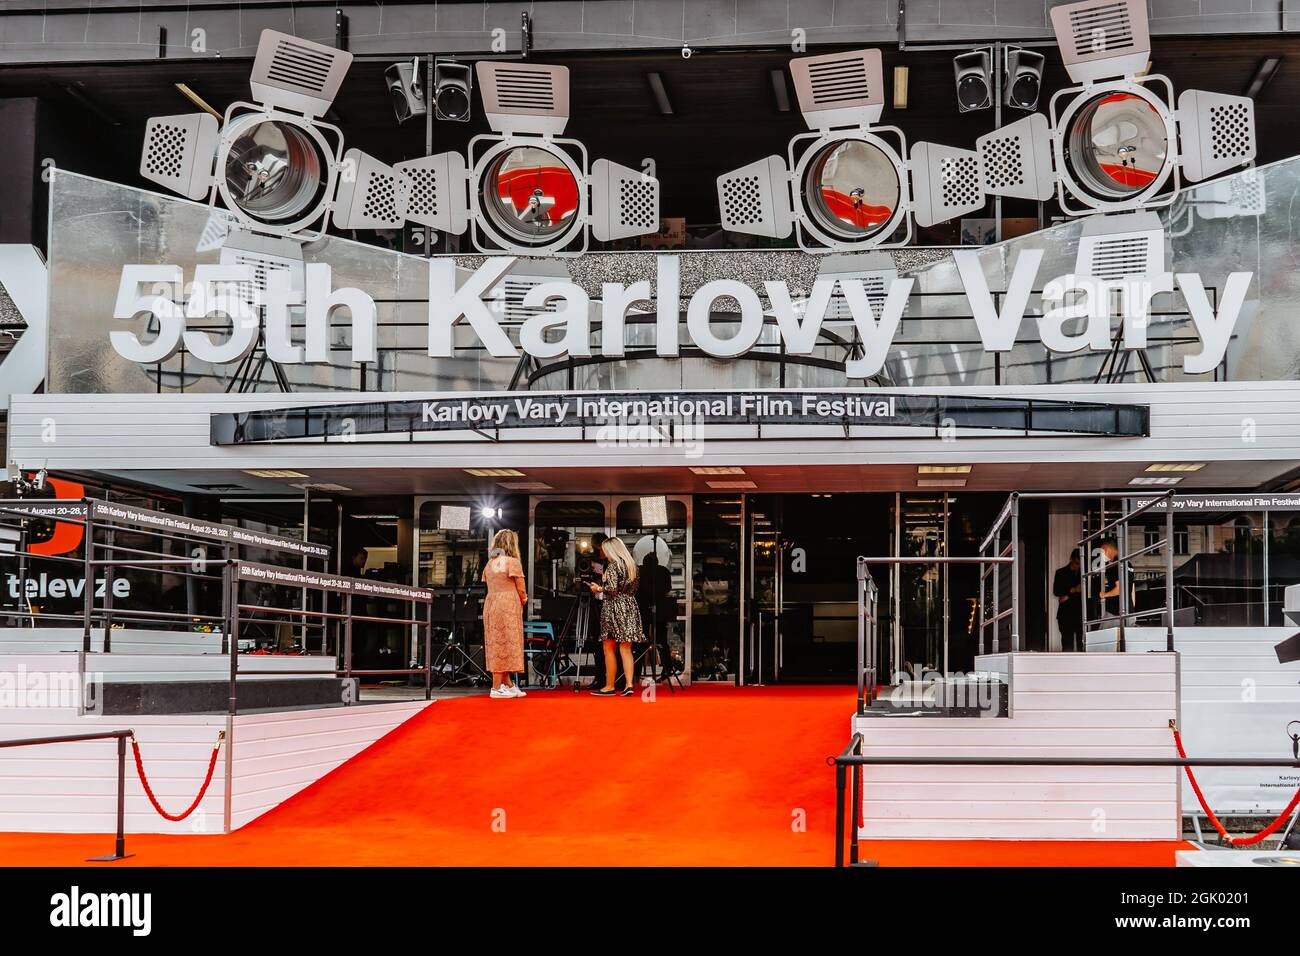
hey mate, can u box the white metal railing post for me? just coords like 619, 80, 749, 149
1165, 502, 1176, 652
856, 557, 866, 716
1010, 494, 1020, 652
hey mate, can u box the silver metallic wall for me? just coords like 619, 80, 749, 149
43, 158, 1300, 395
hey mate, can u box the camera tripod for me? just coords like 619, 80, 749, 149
429, 623, 490, 688
544, 589, 595, 692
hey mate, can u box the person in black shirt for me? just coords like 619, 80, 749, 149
1052, 549, 1082, 651
1092, 537, 1130, 622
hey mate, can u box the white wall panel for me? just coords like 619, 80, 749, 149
228, 701, 428, 830
1088, 626, 1300, 813
0, 649, 430, 834
10, 381, 1300, 477
853, 652, 1180, 840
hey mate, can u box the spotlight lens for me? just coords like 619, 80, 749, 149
802, 139, 901, 242
481, 146, 580, 246
223, 120, 327, 224
1066, 91, 1168, 200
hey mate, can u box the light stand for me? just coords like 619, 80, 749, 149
429, 504, 488, 688
636, 496, 684, 693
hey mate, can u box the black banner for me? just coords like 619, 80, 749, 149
211, 390, 1149, 445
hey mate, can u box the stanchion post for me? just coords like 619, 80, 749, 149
834, 760, 846, 868
87, 730, 132, 862
113, 734, 126, 857
850, 759, 861, 865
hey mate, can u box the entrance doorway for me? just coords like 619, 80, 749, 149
528, 495, 691, 681
744, 494, 894, 683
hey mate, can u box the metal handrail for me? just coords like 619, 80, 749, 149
224, 560, 436, 714
0, 729, 134, 861
1079, 490, 1176, 651
832, 739, 1300, 867
855, 554, 1011, 716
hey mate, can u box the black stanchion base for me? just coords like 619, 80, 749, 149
86, 853, 134, 862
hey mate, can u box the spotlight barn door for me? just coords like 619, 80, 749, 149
250, 30, 352, 119
1176, 90, 1257, 183
591, 159, 660, 241
396, 152, 469, 234
717, 156, 793, 239
332, 149, 408, 230
910, 143, 986, 227
140, 113, 219, 201
976, 113, 1054, 201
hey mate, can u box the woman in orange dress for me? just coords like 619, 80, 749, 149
481, 528, 527, 699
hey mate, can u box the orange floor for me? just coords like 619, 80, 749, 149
0, 685, 1190, 867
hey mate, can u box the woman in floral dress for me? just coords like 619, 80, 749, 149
589, 536, 643, 697
481, 529, 527, 699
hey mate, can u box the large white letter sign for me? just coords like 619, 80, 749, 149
686, 279, 764, 357
1037, 275, 1110, 354
765, 278, 837, 354
111, 265, 185, 363
842, 277, 912, 379
263, 270, 305, 364
182, 263, 259, 364
305, 264, 377, 364
599, 281, 652, 358
1179, 272, 1251, 375
427, 257, 518, 358
956, 248, 1042, 351
520, 282, 593, 358
656, 254, 681, 357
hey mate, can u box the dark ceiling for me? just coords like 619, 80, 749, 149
2, 34, 1297, 241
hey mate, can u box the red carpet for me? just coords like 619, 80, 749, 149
0, 686, 1190, 867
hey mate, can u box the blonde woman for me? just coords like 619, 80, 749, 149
482, 529, 527, 699
588, 536, 643, 697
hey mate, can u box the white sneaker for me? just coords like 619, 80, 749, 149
507, 684, 527, 698
490, 684, 512, 698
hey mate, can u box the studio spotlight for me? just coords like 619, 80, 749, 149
394, 61, 661, 254
954, 50, 993, 112
140, 30, 408, 240
1004, 48, 1045, 111
434, 60, 473, 122
385, 59, 426, 124
976, 0, 1256, 217
717, 48, 986, 253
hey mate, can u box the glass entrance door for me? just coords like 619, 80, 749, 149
528, 495, 692, 684
745, 496, 781, 684
690, 495, 744, 683
894, 494, 948, 681
612, 498, 689, 681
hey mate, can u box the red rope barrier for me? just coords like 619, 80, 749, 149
131, 731, 225, 822
1172, 726, 1300, 847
